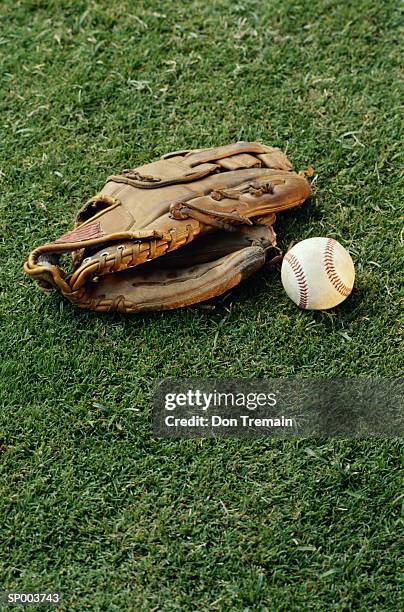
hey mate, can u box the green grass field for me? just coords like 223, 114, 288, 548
0, 0, 402, 609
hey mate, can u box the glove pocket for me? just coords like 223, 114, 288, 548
73, 245, 267, 312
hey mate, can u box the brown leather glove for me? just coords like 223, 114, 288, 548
24, 142, 311, 312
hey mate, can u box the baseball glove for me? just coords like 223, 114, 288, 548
24, 142, 311, 312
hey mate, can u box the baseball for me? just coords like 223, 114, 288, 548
281, 237, 355, 310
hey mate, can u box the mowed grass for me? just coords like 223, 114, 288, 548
0, 0, 402, 610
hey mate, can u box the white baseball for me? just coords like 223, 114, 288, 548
281, 237, 355, 310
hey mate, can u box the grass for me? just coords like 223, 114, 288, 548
0, 0, 402, 609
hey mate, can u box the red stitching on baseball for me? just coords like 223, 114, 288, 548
284, 252, 309, 309
324, 239, 352, 297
